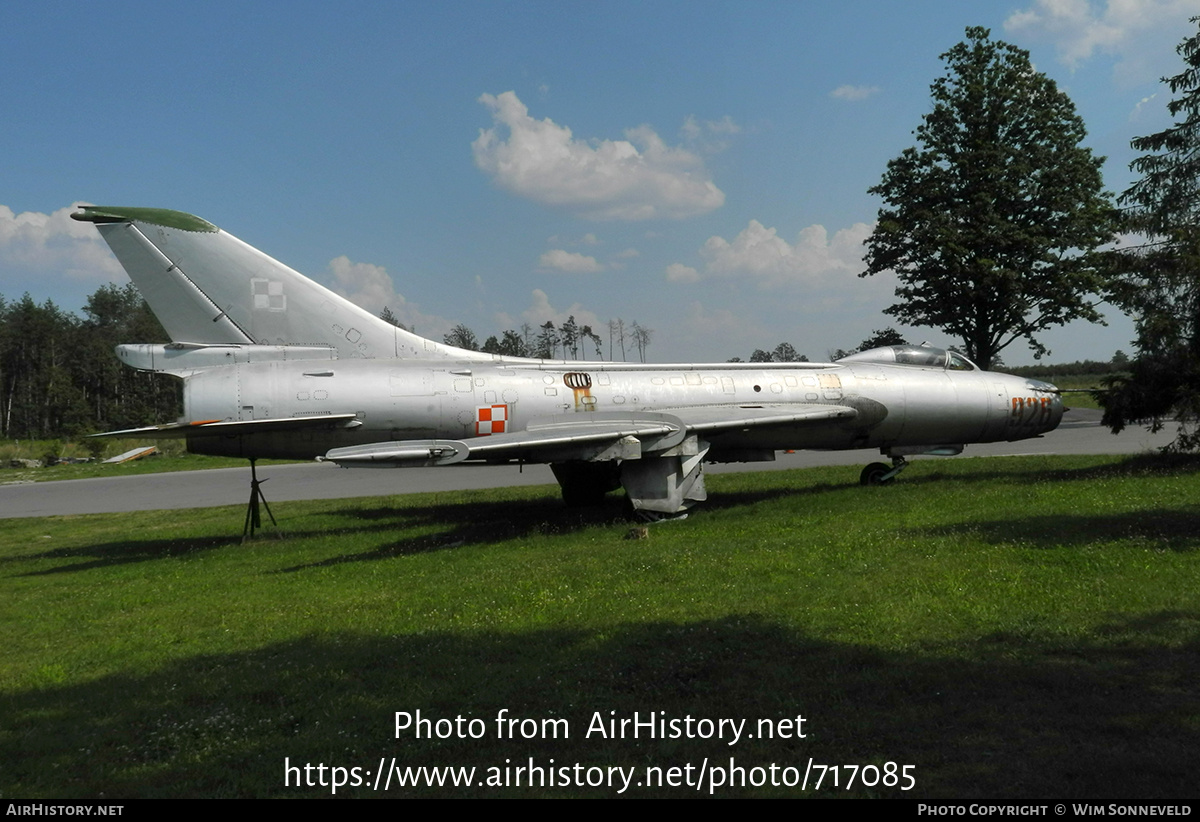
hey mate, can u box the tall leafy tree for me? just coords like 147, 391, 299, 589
559, 315, 580, 359
858, 327, 908, 352
862, 27, 1116, 369
501, 329, 529, 357
0, 284, 180, 440
0, 295, 87, 438
629, 321, 653, 363
580, 324, 603, 360
78, 283, 179, 431
1102, 18, 1200, 450
378, 305, 406, 329
771, 342, 807, 362
443, 323, 480, 351
535, 321, 560, 359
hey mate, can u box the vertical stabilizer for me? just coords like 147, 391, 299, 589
72, 206, 486, 361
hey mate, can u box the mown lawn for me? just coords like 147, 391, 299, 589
2, 454, 1197, 798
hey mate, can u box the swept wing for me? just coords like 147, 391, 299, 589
324, 404, 858, 467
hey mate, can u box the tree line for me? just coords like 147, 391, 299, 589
727, 329, 909, 363
419, 314, 656, 362
0, 284, 181, 441
0, 276, 906, 444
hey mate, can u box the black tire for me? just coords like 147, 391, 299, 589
860, 462, 894, 486
561, 483, 607, 508
553, 461, 620, 507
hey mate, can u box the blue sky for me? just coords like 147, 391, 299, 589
3, 0, 1199, 365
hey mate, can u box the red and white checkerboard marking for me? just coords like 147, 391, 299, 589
475, 404, 508, 435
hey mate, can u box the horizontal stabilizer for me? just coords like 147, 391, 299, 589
116, 342, 338, 374
89, 413, 361, 439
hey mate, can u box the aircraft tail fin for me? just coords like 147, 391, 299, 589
72, 206, 484, 361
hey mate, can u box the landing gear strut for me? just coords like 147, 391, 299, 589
243, 459, 278, 539
859, 456, 909, 486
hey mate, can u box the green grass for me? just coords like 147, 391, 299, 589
2, 454, 1198, 798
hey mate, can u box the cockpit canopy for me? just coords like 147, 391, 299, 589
837, 345, 977, 371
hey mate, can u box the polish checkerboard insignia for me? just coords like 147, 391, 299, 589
475, 404, 508, 435
251, 278, 286, 311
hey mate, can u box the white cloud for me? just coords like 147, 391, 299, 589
665, 262, 700, 283
690, 219, 875, 289
520, 288, 601, 330
473, 91, 726, 220
681, 114, 742, 151
538, 249, 604, 273
328, 256, 398, 313
0, 203, 124, 281
1005, 0, 1200, 83
830, 84, 881, 101
326, 255, 452, 337
1131, 92, 1159, 120
705, 115, 741, 135
615, 248, 640, 259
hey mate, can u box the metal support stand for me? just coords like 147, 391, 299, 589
242, 459, 278, 540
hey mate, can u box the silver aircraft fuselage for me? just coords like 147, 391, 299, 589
73, 205, 1064, 517
179, 353, 1063, 462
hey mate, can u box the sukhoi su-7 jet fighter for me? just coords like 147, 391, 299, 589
73, 206, 1065, 519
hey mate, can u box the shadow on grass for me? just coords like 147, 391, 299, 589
7, 535, 245, 576
907, 452, 1200, 489
6, 478, 811, 577
11, 453, 1199, 577
274, 494, 632, 571
278, 477, 858, 572
920, 509, 1200, 552
4, 492, 610, 577
3, 612, 1197, 799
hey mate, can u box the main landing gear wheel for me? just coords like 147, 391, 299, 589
552, 461, 621, 508
860, 462, 894, 486
860, 456, 909, 486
